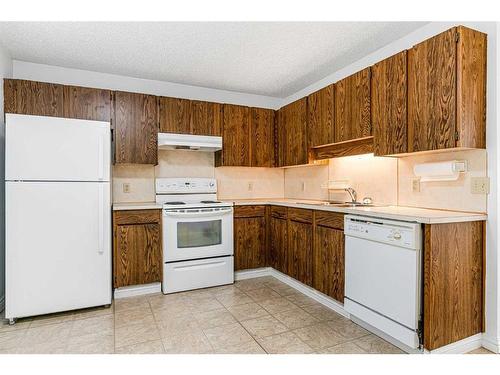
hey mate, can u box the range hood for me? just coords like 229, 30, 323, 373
158, 133, 222, 151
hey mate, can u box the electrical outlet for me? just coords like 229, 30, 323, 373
471, 177, 490, 194
248, 182, 253, 191
411, 178, 420, 192
123, 183, 131, 193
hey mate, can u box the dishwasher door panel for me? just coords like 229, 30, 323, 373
345, 236, 420, 330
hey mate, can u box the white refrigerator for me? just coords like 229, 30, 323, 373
5, 114, 111, 322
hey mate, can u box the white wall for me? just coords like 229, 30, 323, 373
12, 61, 283, 109
0, 43, 12, 311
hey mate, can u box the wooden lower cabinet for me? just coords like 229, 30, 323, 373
113, 209, 162, 288
313, 212, 345, 303
287, 208, 313, 287
423, 221, 484, 350
234, 206, 267, 270
269, 209, 288, 274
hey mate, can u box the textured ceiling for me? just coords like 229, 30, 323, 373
0, 22, 426, 98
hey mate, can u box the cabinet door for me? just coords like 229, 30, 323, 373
250, 107, 275, 167
221, 104, 250, 166
334, 68, 371, 142
275, 108, 287, 167
307, 84, 335, 147
270, 216, 288, 274
159, 97, 191, 134
234, 216, 267, 270
190, 100, 222, 136
408, 28, 457, 152
372, 51, 407, 156
114, 91, 158, 164
280, 98, 308, 166
4, 79, 64, 117
313, 225, 344, 302
288, 220, 313, 286
63, 86, 112, 122
114, 222, 162, 288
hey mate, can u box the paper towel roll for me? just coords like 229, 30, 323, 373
413, 160, 466, 182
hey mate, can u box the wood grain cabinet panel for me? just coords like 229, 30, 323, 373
408, 28, 457, 152
277, 98, 308, 167
270, 215, 288, 274
4, 79, 64, 117
114, 91, 158, 165
313, 225, 344, 302
250, 107, 275, 167
218, 104, 250, 166
234, 206, 267, 271
307, 84, 335, 147
372, 51, 407, 155
288, 210, 313, 286
158, 97, 191, 134
113, 210, 162, 288
334, 68, 371, 142
63, 85, 112, 121
423, 221, 484, 350
456, 26, 487, 149
190, 100, 222, 136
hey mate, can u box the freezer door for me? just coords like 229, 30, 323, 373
5, 114, 110, 182
5, 181, 111, 319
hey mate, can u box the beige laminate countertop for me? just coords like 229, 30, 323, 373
113, 202, 163, 211
223, 198, 487, 224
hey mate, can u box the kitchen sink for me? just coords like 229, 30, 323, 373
294, 201, 377, 208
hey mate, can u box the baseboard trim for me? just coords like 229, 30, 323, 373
481, 335, 500, 354
234, 267, 273, 281
114, 282, 161, 299
427, 333, 483, 354
234, 267, 349, 318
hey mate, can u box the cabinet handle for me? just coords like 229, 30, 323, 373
98, 133, 104, 180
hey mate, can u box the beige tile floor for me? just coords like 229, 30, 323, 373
0, 276, 495, 354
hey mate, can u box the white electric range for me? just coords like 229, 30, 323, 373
156, 178, 234, 294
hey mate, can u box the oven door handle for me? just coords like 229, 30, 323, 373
164, 208, 233, 218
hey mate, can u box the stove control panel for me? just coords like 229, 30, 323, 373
156, 178, 217, 194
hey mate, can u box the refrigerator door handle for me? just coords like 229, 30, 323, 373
98, 185, 104, 254
98, 133, 104, 181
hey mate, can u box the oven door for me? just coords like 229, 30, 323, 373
163, 207, 233, 262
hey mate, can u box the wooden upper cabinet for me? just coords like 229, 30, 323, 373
4, 79, 64, 117
250, 107, 275, 167
372, 51, 408, 156
408, 26, 486, 152
190, 100, 222, 136
63, 85, 112, 122
219, 104, 250, 166
307, 84, 335, 147
158, 97, 191, 134
334, 68, 371, 143
278, 98, 308, 167
114, 91, 158, 165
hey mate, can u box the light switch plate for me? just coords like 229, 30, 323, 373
471, 177, 490, 194
412, 178, 420, 192
248, 182, 253, 191
123, 183, 131, 193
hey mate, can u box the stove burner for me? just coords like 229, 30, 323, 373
200, 200, 221, 204
164, 201, 186, 205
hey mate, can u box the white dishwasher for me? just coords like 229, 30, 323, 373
344, 215, 422, 349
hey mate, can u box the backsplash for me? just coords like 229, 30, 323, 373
398, 149, 487, 213
284, 165, 329, 200
327, 154, 398, 205
215, 167, 284, 199
113, 149, 488, 214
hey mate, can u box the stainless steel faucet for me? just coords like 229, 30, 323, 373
344, 187, 357, 203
